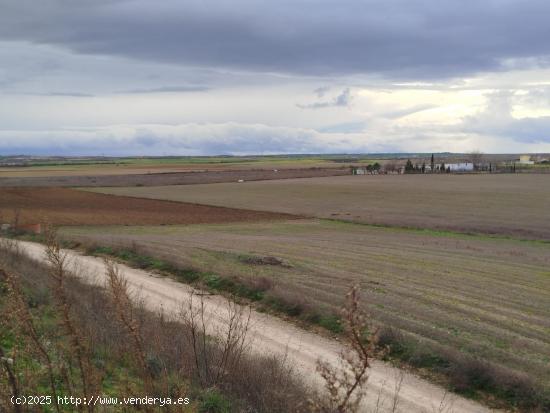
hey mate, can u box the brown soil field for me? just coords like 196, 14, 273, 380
0, 187, 295, 226
61, 219, 550, 388
0, 167, 348, 187
91, 174, 550, 239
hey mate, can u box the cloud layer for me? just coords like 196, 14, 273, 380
1, 1, 550, 155
2, 1, 550, 78
0, 123, 380, 156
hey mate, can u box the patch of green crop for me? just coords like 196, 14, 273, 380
313, 313, 344, 334
91, 246, 115, 255
322, 218, 550, 246
263, 296, 304, 317
199, 389, 232, 413
174, 268, 201, 283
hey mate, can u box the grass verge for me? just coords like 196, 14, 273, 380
84, 244, 344, 335
377, 328, 550, 412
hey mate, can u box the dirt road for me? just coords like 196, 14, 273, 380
18, 240, 494, 413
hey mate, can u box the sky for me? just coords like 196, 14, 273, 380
1, 0, 550, 155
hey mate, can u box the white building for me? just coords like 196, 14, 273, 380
447, 162, 474, 172
518, 155, 534, 165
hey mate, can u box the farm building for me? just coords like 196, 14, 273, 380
351, 165, 381, 175
518, 155, 534, 165
446, 162, 474, 172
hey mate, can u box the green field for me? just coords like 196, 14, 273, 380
0, 155, 381, 177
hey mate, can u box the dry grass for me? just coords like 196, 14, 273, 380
89, 174, 550, 239
0, 187, 295, 226
61, 219, 550, 395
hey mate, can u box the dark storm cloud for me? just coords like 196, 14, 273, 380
1, 1, 550, 79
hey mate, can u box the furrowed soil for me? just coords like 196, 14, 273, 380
0, 187, 295, 226
61, 219, 550, 391
89, 174, 550, 239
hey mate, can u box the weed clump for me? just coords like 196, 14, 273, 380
377, 326, 550, 411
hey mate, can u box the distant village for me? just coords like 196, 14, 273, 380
351, 153, 549, 175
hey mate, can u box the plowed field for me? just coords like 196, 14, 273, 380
62, 219, 550, 388
90, 174, 550, 239
0, 187, 294, 226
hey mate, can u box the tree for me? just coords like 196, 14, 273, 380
384, 161, 397, 173
421, 162, 426, 173
469, 150, 483, 171
430, 153, 435, 173
440, 162, 445, 173
372, 162, 380, 172
405, 159, 414, 173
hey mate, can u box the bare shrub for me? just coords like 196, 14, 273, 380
0, 346, 21, 413
104, 260, 154, 402
179, 291, 251, 387
251, 275, 275, 292
1, 266, 62, 413
263, 284, 315, 317
0, 237, 22, 263
44, 228, 99, 412
377, 326, 549, 411
468, 151, 484, 170
447, 355, 543, 410
12, 208, 20, 229
314, 285, 382, 413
